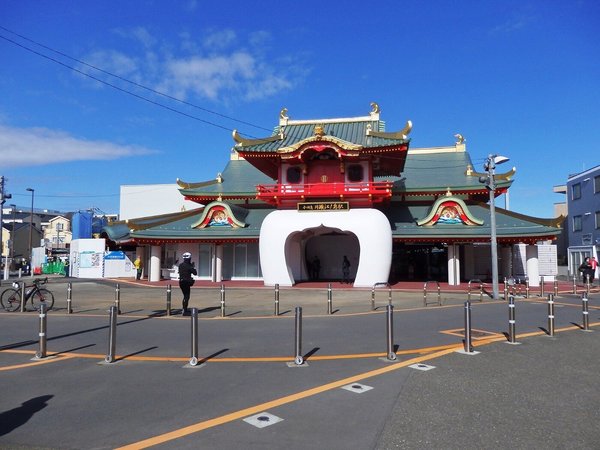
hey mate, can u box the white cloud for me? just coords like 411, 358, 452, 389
0, 124, 155, 168
203, 29, 237, 50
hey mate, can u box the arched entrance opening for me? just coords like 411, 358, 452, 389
285, 226, 360, 282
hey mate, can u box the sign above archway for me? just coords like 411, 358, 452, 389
417, 195, 483, 226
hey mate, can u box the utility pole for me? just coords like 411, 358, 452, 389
0, 176, 13, 280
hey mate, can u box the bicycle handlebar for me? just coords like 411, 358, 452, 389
32, 277, 48, 285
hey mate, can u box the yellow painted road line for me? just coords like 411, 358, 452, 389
115, 346, 461, 450
0, 355, 75, 371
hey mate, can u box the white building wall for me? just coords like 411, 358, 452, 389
120, 184, 199, 220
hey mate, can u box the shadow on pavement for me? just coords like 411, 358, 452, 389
0, 395, 54, 437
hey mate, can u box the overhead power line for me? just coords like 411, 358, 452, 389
0, 26, 270, 137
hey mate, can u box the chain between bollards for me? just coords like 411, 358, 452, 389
35, 303, 48, 359
66, 282, 73, 314
582, 294, 590, 331
463, 301, 473, 353
386, 304, 396, 361
220, 284, 225, 317
508, 295, 517, 344
166, 284, 172, 316
294, 306, 303, 365
189, 307, 199, 366
274, 284, 280, 316
547, 293, 555, 337
327, 283, 332, 315
114, 283, 121, 315
105, 305, 118, 363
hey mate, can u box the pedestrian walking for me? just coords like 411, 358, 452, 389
134, 256, 143, 280
179, 252, 197, 315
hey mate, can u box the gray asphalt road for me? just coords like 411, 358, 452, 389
1, 280, 599, 449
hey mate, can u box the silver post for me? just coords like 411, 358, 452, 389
115, 283, 121, 315
586, 274, 590, 297
371, 286, 376, 311
464, 301, 473, 352
547, 293, 555, 337
274, 283, 280, 316
553, 280, 558, 296
166, 284, 172, 316
525, 278, 530, 299
220, 284, 225, 317
582, 294, 590, 331
66, 282, 72, 314
503, 277, 508, 300
35, 302, 47, 359
479, 282, 484, 302
190, 307, 199, 366
572, 275, 577, 295
388, 286, 392, 306
539, 276, 545, 297
105, 305, 117, 363
423, 282, 427, 306
508, 295, 517, 344
327, 283, 332, 315
20, 281, 26, 312
437, 282, 441, 306
294, 306, 303, 365
386, 304, 396, 361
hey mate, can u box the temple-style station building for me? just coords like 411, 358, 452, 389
104, 104, 561, 287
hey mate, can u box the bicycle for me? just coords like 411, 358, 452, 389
1, 277, 55, 312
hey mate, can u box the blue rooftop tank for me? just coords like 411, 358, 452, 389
72, 211, 93, 239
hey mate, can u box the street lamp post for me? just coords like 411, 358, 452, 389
480, 154, 510, 300
10, 204, 16, 268
26, 188, 34, 269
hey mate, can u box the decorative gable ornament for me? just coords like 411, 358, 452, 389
191, 202, 247, 229
417, 195, 483, 227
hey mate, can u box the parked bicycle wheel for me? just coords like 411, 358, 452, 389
1, 288, 22, 312
31, 289, 55, 311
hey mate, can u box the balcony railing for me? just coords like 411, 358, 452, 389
256, 181, 393, 203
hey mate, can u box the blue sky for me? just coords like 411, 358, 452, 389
1, 0, 598, 218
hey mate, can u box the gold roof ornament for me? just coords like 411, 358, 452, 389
454, 133, 466, 145
216, 173, 223, 183
370, 102, 380, 114
280, 107, 289, 120
314, 124, 325, 137
446, 187, 453, 196
366, 120, 412, 140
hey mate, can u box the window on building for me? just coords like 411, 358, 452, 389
347, 164, 364, 182
596, 211, 600, 229
572, 183, 581, 200
573, 215, 582, 232
286, 166, 302, 184
595, 175, 600, 194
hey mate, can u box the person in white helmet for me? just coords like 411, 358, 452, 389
178, 252, 197, 315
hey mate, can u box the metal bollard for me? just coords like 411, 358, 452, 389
166, 284, 172, 316
327, 283, 333, 315
35, 303, 48, 359
525, 278, 530, 299
105, 306, 118, 363
539, 276, 545, 297
66, 282, 73, 314
189, 308, 199, 366
371, 286, 376, 311
115, 283, 121, 315
586, 274, 590, 297
508, 295, 517, 344
503, 277, 508, 300
553, 280, 558, 296
547, 294, 555, 337
463, 301, 473, 353
294, 306, 303, 365
582, 294, 590, 331
386, 304, 397, 361
220, 284, 225, 317
274, 284, 280, 316
20, 281, 26, 312
388, 286, 392, 306
572, 275, 577, 295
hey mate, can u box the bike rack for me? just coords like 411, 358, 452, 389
423, 280, 441, 307
467, 279, 484, 302
371, 282, 391, 311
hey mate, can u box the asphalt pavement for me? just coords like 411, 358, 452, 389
1, 277, 599, 449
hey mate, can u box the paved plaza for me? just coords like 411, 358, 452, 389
1, 277, 599, 449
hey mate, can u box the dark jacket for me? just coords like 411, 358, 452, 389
178, 260, 197, 281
